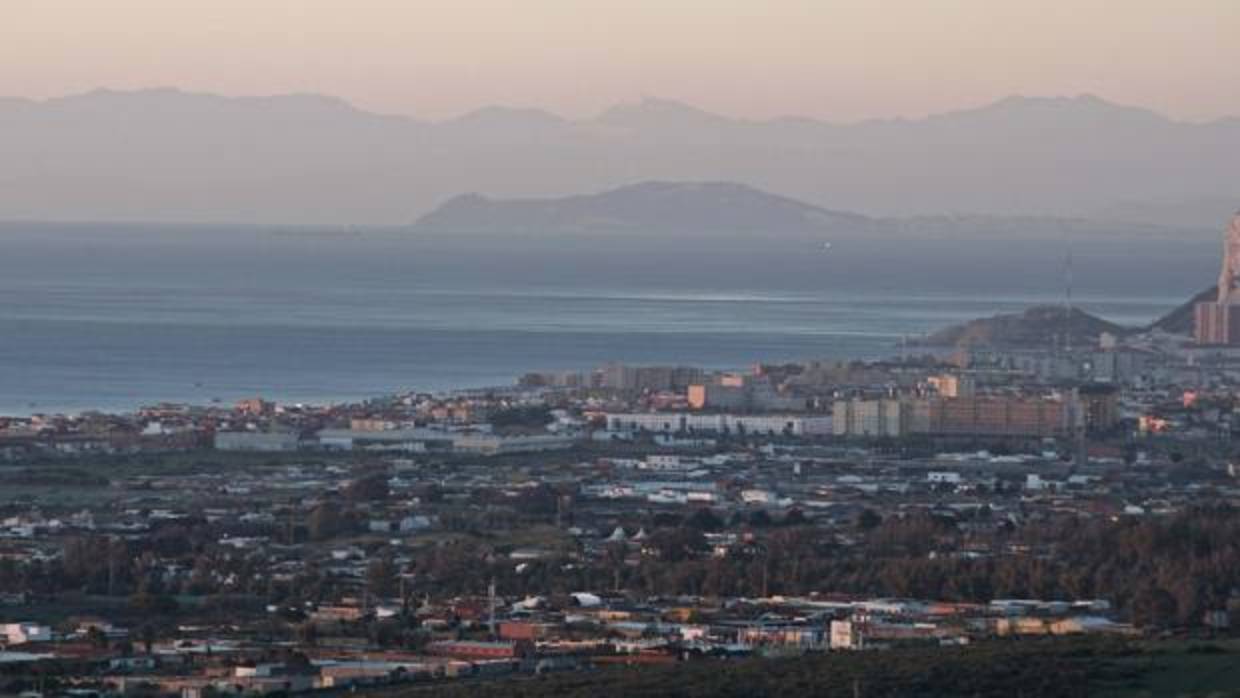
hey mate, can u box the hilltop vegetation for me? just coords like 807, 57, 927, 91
921, 305, 1126, 348
1143, 286, 1217, 336
921, 283, 1223, 348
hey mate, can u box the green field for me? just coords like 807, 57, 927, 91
1097, 641, 1240, 698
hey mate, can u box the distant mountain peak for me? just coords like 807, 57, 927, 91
595, 96, 734, 128
445, 105, 566, 127
947, 92, 1169, 125
43, 86, 373, 116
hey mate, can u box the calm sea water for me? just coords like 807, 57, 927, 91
0, 223, 1214, 415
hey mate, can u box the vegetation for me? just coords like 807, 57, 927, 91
374, 638, 1240, 698
488, 406, 555, 432
10, 505, 1239, 631
922, 305, 1125, 348
393, 506, 1240, 627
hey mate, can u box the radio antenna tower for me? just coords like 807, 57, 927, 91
1064, 243, 1074, 354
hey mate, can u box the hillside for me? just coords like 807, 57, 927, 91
369, 638, 1222, 698
411, 181, 880, 236
922, 305, 1127, 348
1146, 286, 1216, 335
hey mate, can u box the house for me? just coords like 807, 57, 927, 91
426, 640, 528, 660
108, 656, 157, 672
829, 620, 863, 650
1, 623, 52, 646
214, 430, 300, 452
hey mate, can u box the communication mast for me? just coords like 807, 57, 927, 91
1064, 243, 1074, 355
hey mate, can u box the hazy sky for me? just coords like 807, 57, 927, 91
5, 0, 1239, 121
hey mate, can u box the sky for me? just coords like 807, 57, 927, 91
4, 0, 1239, 122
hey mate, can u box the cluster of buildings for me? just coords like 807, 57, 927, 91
602, 412, 831, 438
0, 587, 1136, 696
219, 427, 577, 457
830, 388, 1115, 440
519, 363, 705, 392
0, 367, 1236, 694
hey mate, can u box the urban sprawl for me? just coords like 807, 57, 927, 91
4, 217, 1240, 695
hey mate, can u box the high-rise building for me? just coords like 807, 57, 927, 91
832, 394, 1084, 439
1194, 212, 1240, 345
832, 398, 910, 437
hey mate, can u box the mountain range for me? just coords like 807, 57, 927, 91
0, 88, 1236, 227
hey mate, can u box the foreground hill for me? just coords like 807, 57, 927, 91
370, 638, 1235, 698
411, 181, 880, 237
922, 284, 1219, 348
1145, 286, 1216, 335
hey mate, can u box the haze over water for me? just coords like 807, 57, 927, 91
0, 222, 1212, 415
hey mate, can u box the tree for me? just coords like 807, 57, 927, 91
683, 508, 724, 532
139, 625, 156, 654
649, 528, 707, 563
857, 508, 883, 531
307, 502, 345, 541
604, 543, 628, 591
367, 556, 398, 598
415, 482, 445, 504
516, 484, 559, 518
86, 625, 108, 649
747, 510, 773, 528
296, 622, 318, 647
345, 472, 390, 502
1131, 586, 1178, 628
489, 406, 553, 431
130, 591, 179, 615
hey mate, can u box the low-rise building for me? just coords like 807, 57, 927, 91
214, 430, 300, 452
605, 413, 829, 437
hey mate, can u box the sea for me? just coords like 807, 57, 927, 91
0, 222, 1216, 415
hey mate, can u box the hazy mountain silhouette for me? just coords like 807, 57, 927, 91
413, 181, 1201, 248
0, 88, 1235, 226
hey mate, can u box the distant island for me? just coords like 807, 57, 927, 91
411, 181, 878, 236
409, 180, 1203, 245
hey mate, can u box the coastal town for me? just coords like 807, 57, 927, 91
4, 291, 1240, 695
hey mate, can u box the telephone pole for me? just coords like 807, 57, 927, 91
487, 577, 498, 638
